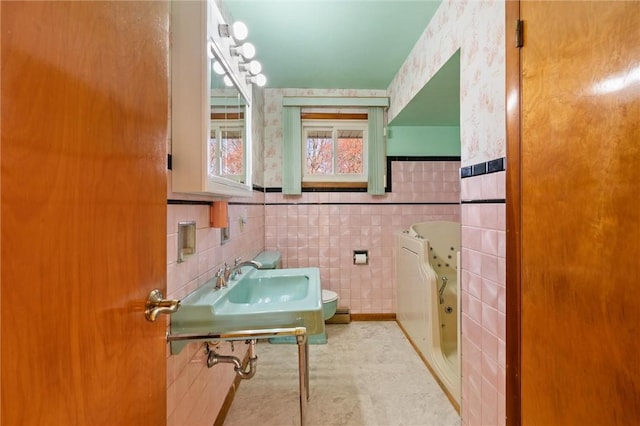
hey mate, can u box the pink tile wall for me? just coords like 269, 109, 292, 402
388, 0, 507, 419
165, 188, 265, 425
387, 0, 507, 421
460, 171, 506, 426
264, 160, 460, 314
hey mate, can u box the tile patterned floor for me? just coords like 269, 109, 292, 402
223, 322, 460, 426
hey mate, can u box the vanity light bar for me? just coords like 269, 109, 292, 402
217, 17, 266, 87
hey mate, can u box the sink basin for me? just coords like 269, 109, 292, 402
170, 267, 324, 352
226, 274, 310, 304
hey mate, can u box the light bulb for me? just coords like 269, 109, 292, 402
230, 42, 256, 60
255, 74, 267, 87
239, 42, 256, 60
218, 22, 249, 41
241, 60, 262, 75
212, 61, 225, 75
232, 22, 248, 41
223, 75, 233, 87
247, 74, 267, 87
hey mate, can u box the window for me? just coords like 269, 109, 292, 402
302, 120, 368, 185
282, 100, 388, 195
209, 121, 245, 182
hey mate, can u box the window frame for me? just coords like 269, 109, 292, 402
209, 118, 245, 183
301, 119, 368, 185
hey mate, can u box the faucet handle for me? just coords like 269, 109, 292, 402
215, 268, 226, 289
234, 257, 244, 275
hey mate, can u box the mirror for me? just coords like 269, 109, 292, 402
207, 40, 252, 192
170, 1, 254, 198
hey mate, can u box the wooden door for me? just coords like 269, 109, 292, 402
519, 1, 640, 424
1, 1, 169, 424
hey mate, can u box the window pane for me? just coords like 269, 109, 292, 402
337, 129, 363, 174
208, 129, 218, 177
221, 128, 243, 176
306, 130, 333, 175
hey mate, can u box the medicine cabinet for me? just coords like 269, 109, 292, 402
171, 0, 253, 197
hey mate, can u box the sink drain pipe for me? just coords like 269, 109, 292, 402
168, 327, 308, 425
205, 339, 258, 380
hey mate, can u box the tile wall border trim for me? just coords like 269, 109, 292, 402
166, 199, 459, 207
264, 201, 460, 206
460, 157, 505, 178
167, 199, 264, 206
461, 199, 506, 204
228, 201, 264, 206
168, 199, 212, 205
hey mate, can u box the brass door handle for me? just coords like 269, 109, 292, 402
145, 289, 181, 322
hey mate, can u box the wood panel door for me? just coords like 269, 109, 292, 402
1, 1, 169, 424
520, 1, 640, 424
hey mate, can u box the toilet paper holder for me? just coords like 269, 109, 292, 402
353, 250, 368, 265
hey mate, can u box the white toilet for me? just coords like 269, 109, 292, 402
310, 289, 338, 344
322, 289, 338, 320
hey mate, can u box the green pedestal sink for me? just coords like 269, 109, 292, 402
169, 267, 324, 354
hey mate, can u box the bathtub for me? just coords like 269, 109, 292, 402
396, 221, 460, 407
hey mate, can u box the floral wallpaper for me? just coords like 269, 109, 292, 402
251, 87, 265, 187
262, 88, 387, 188
388, 0, 506, 168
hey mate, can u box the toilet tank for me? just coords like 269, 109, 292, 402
253, 250, 282, 269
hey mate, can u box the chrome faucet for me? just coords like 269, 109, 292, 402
230, 259, 262, 279
223, 262, 232, 282
215, 259, 262, 290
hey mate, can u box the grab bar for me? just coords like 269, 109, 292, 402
439, 276, 448, 304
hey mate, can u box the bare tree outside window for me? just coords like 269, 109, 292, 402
302, 120, 367, 184
306, 130, 333, 175
337, 130, 363, 174
208, 130, 218, 177
221, 128, 243, 177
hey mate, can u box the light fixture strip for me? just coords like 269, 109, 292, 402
217, 16, 266, 88
208, 34, 250, 101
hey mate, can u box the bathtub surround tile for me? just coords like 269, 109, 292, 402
481, 327, 500, 365
460, 199, 506, 426
481, 228, 499, 256
461, 178, 506, 215
462, 314, 483, 350
223, 322, 460, 426
464, 292, 483, 325
480, 378, 499, 426
480, 253, 499, 283
481, 277, 500, 308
